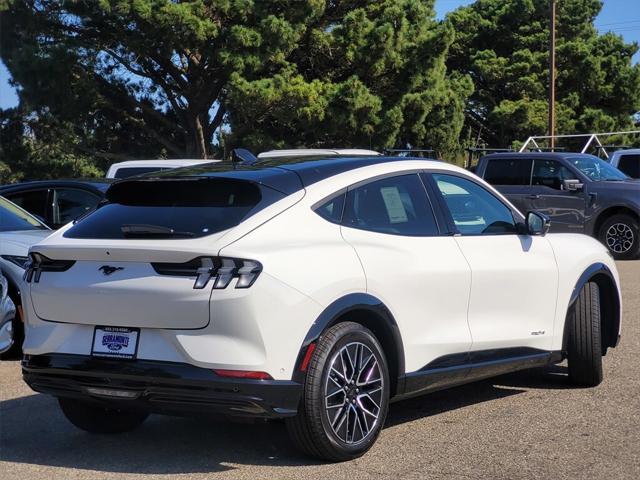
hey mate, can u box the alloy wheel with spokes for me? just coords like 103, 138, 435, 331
324, 342, 384, 445
599, 213, 640, 260
605, 222, 634, 254
286, 321, 390, 461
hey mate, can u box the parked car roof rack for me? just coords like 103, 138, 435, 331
520, 130, 640, 159
526, 147, 566, 152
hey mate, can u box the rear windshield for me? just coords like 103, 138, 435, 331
64, 178, 275, 239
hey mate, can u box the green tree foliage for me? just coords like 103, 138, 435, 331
447, 0, 640, 148
0, 108, 102, 183
1, 0, 330, 163
1, 0, 471, 177
227, 0, 473, 155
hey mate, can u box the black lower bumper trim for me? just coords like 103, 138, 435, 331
22, 354, 302, 419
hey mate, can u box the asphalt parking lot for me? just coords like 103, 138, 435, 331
1, 260, 639, 480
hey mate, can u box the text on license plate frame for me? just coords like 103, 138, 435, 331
91, 326, 140, 360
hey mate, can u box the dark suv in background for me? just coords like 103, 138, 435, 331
475, 152, 640, 259
0, 180, 111, 229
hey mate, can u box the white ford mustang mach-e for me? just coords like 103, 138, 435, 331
21, 156, 622, 461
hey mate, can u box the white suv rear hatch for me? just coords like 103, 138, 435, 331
27, 175, 295, 329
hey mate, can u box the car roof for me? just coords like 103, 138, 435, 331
124, 156, 442, 195
611, 148, 640, 156
0, 179, 114, 193
257, 149, 381, 159
481, 152, 598, 161
108, 159, 220, 168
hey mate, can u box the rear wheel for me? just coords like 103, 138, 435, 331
598, 213, 640, 260
58, 398, 149, 434
567, 282, 603, 387
286, 322, 390, 462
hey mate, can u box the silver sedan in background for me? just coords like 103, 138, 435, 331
0, 272, 16, 356
0, 196, 51, 357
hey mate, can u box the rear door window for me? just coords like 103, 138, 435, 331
483, 158, 532, 185
64, 178, 279, 239
342, 174, 439, 236
617, 155, 640, 178
52, 188, 102, 228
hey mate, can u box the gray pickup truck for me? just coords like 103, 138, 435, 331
475, 152, 640, 259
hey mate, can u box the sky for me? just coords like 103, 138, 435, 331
1, 0, 639, 110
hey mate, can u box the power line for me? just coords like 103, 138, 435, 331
595, 19, 640, 27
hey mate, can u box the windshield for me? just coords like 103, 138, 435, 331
568, 155, 628, 181
0, 196, 49, 232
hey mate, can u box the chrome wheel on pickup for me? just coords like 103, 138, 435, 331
606, 223, 634, 254
599, 213, 640, 260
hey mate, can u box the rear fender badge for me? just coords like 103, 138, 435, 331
99, 265, 124, 276
530, 330, 545, 336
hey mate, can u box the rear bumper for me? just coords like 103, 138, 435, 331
22, 354, 302, 419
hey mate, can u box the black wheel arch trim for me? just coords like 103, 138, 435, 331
563, 262, 621, 352
292, 293, 405, 394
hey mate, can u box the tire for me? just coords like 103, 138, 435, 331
567, 282, 603, 387
0, 315, 23, 360
58, 397, 149, 434
598, 213, 640, 260
286, 322, 390, 462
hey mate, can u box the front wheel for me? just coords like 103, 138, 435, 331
598, 213, 640, 260
567, 282, 603, 387
286, 322, 390, 461
59, 398, 149, 434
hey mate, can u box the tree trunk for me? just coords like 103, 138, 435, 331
185, 112, 209, 159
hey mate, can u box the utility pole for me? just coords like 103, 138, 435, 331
549, 0, 556, 150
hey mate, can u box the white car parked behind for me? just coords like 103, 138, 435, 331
105, 159, 220, 179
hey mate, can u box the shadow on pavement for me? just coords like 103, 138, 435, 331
0, 365, 571, 473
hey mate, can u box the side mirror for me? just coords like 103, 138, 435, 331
563, 179, 583, 191
526, 211, 550, 236
231, 148, 257, 165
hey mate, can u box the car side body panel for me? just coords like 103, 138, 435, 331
544, 233, 621, 351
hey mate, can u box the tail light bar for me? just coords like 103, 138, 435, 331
152, 256, 262, 290
24, 253, 75, 283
